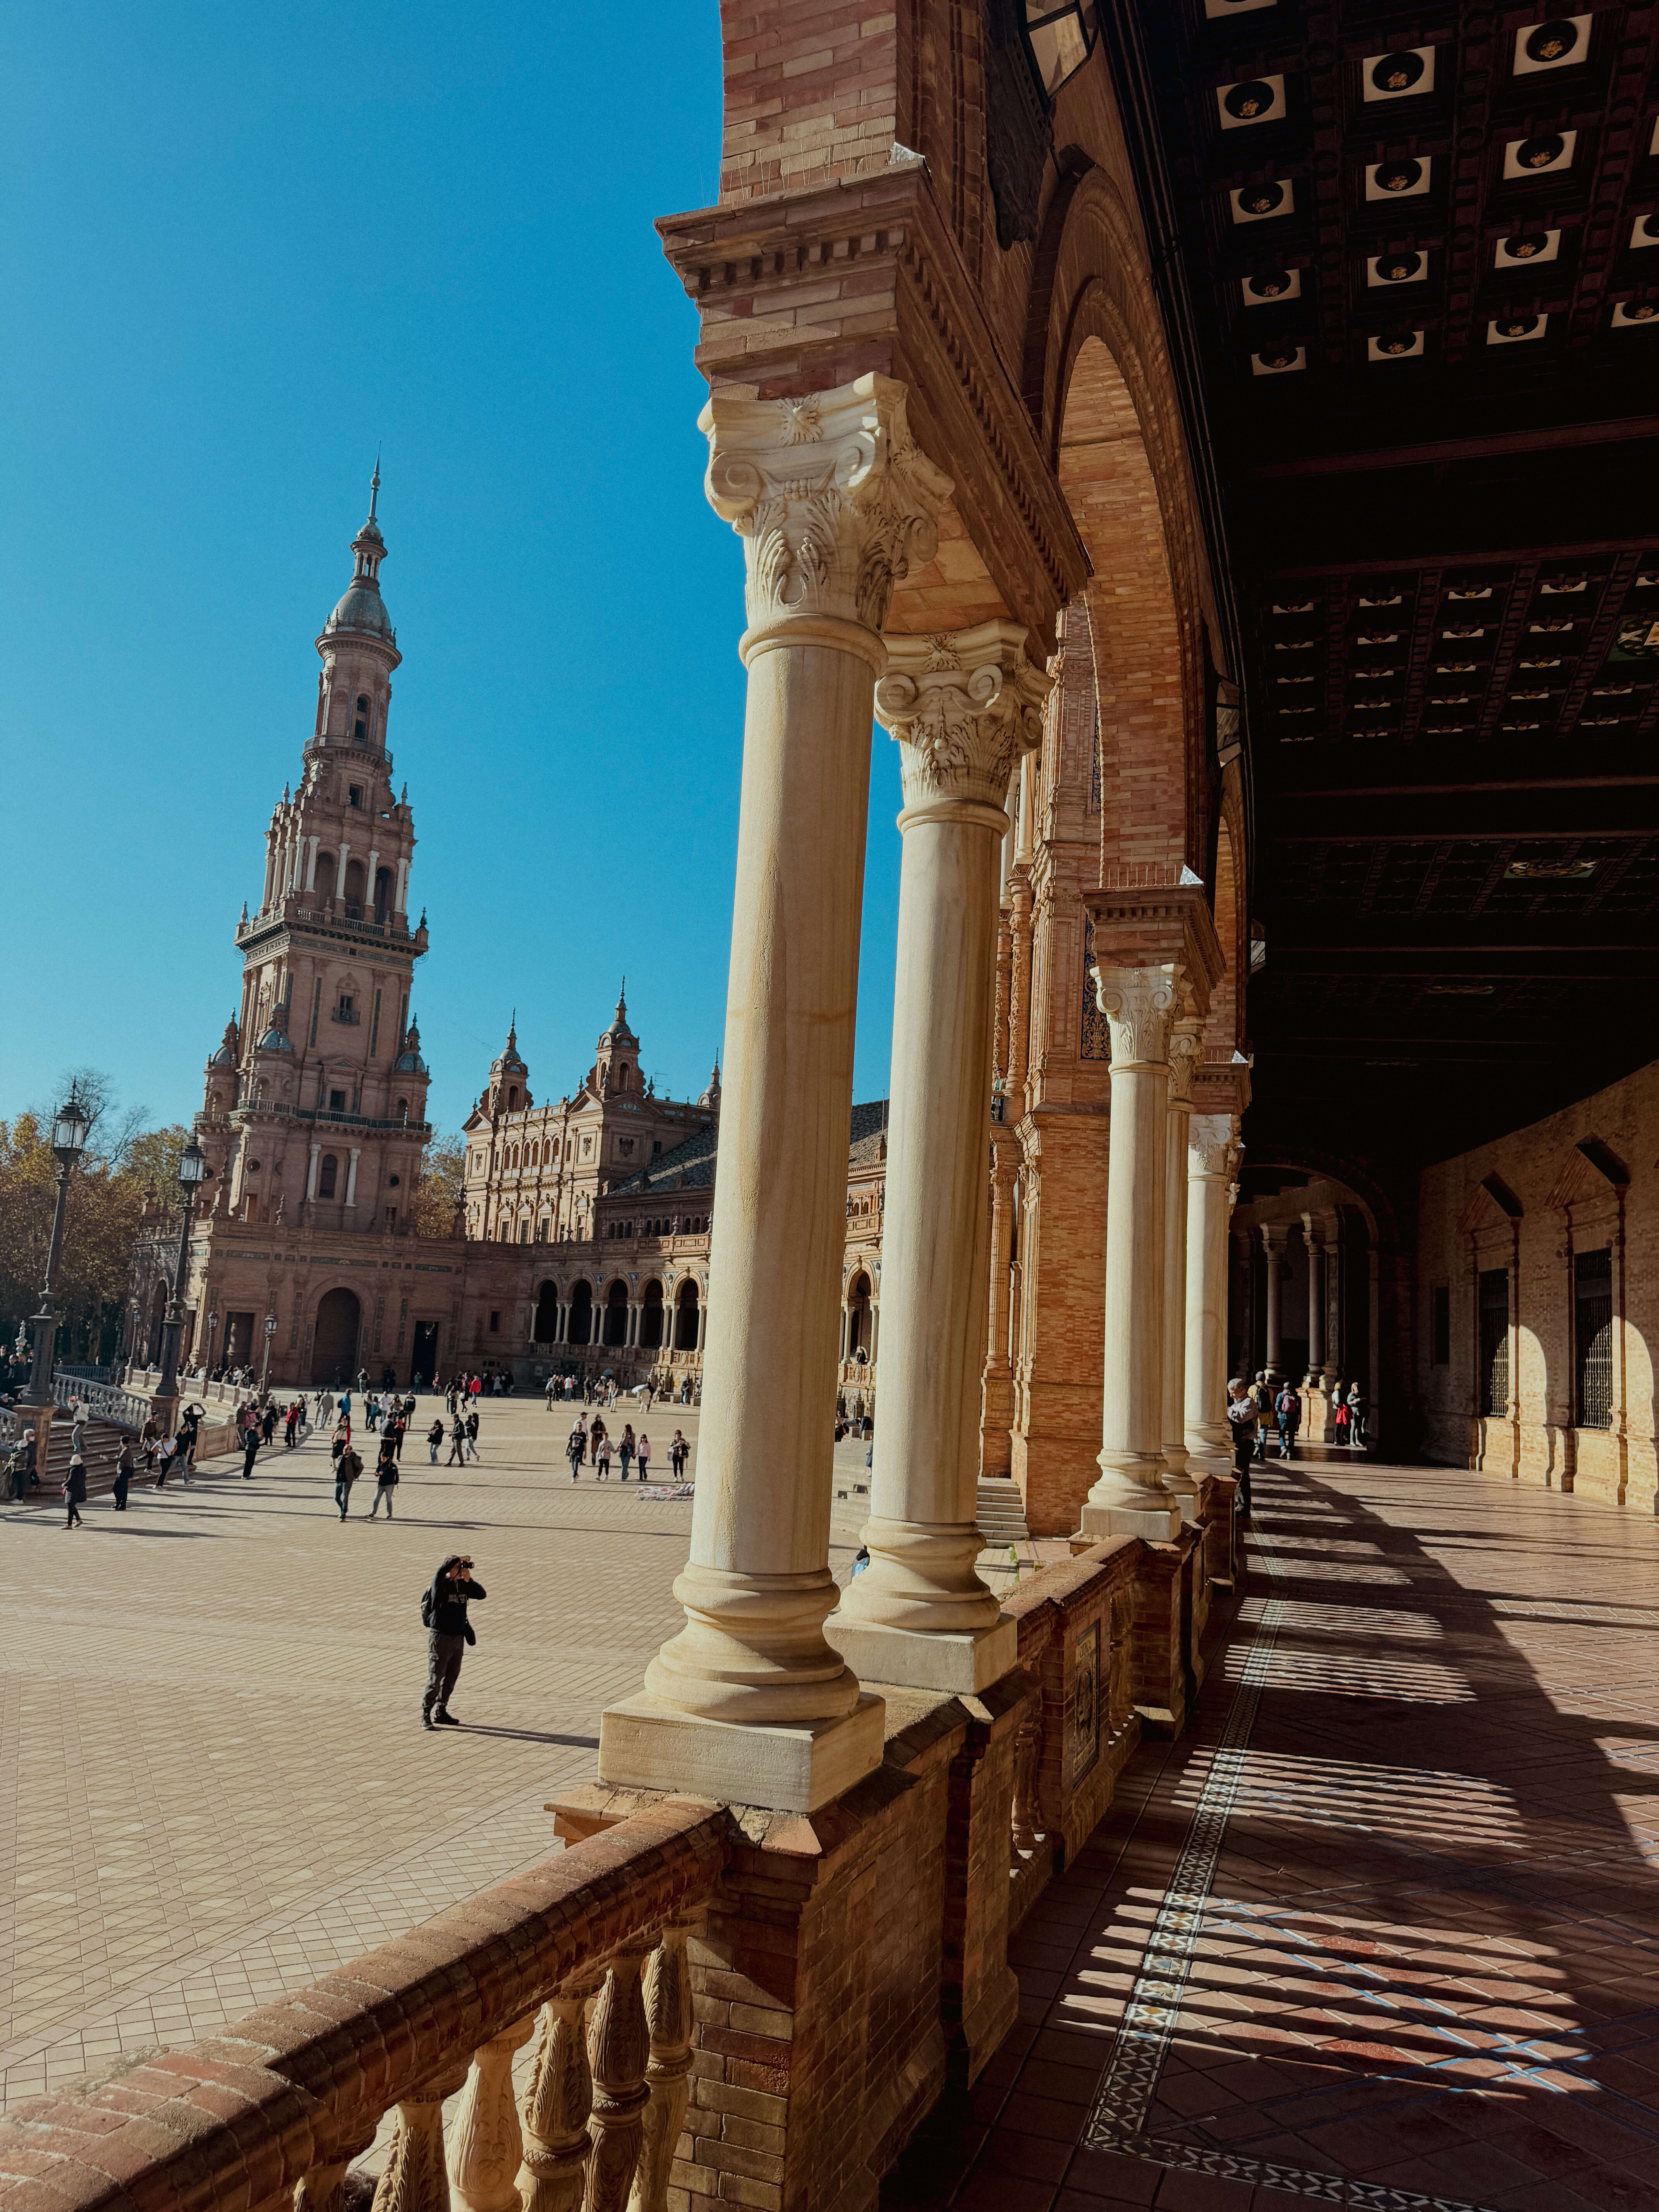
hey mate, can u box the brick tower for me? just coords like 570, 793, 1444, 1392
202, 471, 432, 1234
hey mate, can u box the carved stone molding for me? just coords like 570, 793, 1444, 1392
1091, 963, 1182, 1071
702, 373, 952, 651
874, 620, 1049, 812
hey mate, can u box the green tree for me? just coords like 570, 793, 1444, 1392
413, 1133, 467, 1238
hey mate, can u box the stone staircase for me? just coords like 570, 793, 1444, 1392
975, 1475, 1030, 1547
13, 1417, 131, 1502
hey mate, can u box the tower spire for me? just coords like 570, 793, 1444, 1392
369, 448, 381, 522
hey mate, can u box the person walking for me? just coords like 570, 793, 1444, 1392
330, 1417, 351, 1467
284, 1400, 301, 1448
241, 1420, 261, 1480
596, 1429, 613, 1480
259, 1401, 278, 1447
112, 1439, 134, 1512
1251, 1374, 1274, 1463
154, 1432, 179, 1487
1226, 1381, 1256, 1514
421, 1553, 485, 1728
544, 1373, 558, 1413
426, 1417, 444, 1464
446, 1416, 467, 1468
565, 1423, 585, 1482
636, 1431, 651, 1484
335, 1441, 363, 1520
179, 1401, 206, 1474
1275, 1384, 1300, 1461
669, 1429, 688, 1480
588, 1413, 606, 1467
464, 1408, 481, 1462
64, 1453, 87, 1529
369, 1438, 399, 1518
388, 1407, 406, 1460
1347, 1382, 1369, 1448
618, 1424, 635, 1482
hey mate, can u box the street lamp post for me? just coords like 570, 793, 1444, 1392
260, 1313, 277, 1396
153, 1137, 208, 1433
26, 1091, 92, 1409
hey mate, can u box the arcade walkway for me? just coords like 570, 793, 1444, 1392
889, 1460, 1659, 2212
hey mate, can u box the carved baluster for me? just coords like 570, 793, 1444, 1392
449, 2017, 536, 2212
628, 1923, 698, 2212
295, 2131, 377, 2212
373, 2063, 469, 2212
1010, 1712, 1042, 1858
584, 1955, 650, 2212
517, 1994, 594, 2212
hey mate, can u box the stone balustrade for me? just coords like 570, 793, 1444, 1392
0, 1800, 727, 2212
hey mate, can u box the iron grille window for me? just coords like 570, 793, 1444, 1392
1478, 1267, 1509, 1416
1431, 1284, 1450, 1365
1575, 1247, 1613, 1431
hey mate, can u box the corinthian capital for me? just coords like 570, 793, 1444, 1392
874, 621, 1049, 815
1188, 1112, 1239, 1180
701, 374, 952, 654
1168, 1014, 1205, 1108
1091, 963, 1182, 1070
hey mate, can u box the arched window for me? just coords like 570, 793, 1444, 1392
508, 1085, 519, 1109
318, 1154, 338, 1199
519, 1218, 530, 1244
354, 694, 370, 742
373, 866, 392, 923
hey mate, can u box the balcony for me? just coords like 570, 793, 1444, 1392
331, 1007, 362, 1025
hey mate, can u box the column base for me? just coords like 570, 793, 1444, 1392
597, 1690, 885, 1814
824, 1611, 1017, 1695
1079, 1497, 1182, 1542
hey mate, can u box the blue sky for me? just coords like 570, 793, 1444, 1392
0, 2, 905, 1138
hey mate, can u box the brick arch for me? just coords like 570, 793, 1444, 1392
1039, 173, 1217, 878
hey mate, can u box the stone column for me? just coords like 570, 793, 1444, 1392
306, 835, 319, 891
1303, 1215, 1324, 1381
336, 842, 349, 898
1184, 1115, 1238, 1463
1080, 965, 1184, 1542
695, 1299, 707, 1355
345, 1149, 361, 1207
600, 373, 949, 1813
830, 621, 1047, 1693
1160, 1012, 1205, 1504
1261, 1224, 1287, 1381
306, 1144, 321, 1202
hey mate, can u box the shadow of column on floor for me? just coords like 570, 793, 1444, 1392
882, 1457, 1659, 2212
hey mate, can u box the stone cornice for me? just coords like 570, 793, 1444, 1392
657, 167, 1089, 653
1080, 878, 1226, 1021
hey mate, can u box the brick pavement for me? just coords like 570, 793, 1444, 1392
886, 1456, 1659, 2212
0, 1393, 746, 2113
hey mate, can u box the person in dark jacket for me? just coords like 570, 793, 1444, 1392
423, 1553, 486, 1727
112, 1440, 134, 1512
65, 1454, 87, 1529
241, 1421, 261, 1480
369, 1437, 399, 1518
335, 1444, 363, 1520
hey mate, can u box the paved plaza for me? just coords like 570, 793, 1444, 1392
0, 1395, 733, 2112
888, 1457, 1659, 2212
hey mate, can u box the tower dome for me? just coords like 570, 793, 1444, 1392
395, 1018, 429, 1076
487, 1017, 530, 1113
324, 464, 395, 644
208, 1015, 240, 1069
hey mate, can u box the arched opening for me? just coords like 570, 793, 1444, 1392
674, 1279, 700, 1351
567, 1280, 594, 1345
533, 1281, 559, 1343
311, 1287, 361, 1384
847, 1271, 872, 1362
1055, 331, 1199, 877
603, 1279, 630, 1346
318, 1153, 339, 1199
373, 866, 392, 923
342, 858, 366, 913
354, 693, 370, 742
640, 1279, 665, 1348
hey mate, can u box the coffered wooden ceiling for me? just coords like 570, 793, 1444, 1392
1121, 0, 1659, 1162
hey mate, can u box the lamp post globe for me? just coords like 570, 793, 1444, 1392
154, 1136, 209, 1431
26, 1087, 91, 1410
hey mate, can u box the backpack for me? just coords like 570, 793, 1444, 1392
420, 1584, 434, 1627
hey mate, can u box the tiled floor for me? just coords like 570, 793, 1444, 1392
886, 1457, 1659, 2212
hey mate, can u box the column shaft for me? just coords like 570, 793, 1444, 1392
1184, 1116, 1238, 1459
1261, 1226, 1286, 1380
1161, 1016, 1203, 1496
601, 373, 948, 1811
831, 622, 1044, 1693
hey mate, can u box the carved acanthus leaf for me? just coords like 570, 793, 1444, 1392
703, 374, 951, 640
1091, 963, 1180, 1069
1188, 1112, 1238, 1180
874, 621, 1049, 809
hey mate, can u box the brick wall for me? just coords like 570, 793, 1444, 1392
1417, 1058, 1659, 1512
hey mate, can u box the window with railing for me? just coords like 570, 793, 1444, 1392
1478, 1266, 1509, 1417
1574, 1247, 1613, 1430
